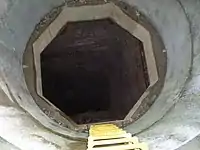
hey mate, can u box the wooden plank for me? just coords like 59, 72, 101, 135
89, 133, 132, 140
88, 137, 139, 148
87, 124, 148, 150
87, 142, 148, 150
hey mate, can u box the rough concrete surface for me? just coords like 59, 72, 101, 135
0, 0, 200, 150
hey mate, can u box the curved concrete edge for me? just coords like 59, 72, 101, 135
177, 136, 200, 150
125, 0, 192, 134
0, 137, 21, 150
0, 0, 87, 139
0, 84, 74, 150
127, 0, 200, 150
0, 101, 77, 149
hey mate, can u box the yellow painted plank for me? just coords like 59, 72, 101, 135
88, 137, 139, 148
88, 142, 148, 150
89, 133, 132, 140
87, 124, 148, 150
90, 124, 127, 137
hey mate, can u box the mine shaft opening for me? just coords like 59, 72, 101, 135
40, 19, 150, 125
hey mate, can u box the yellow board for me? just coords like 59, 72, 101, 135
87, 124, 148, 150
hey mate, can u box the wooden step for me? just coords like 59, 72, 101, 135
87, 124, 148, 150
